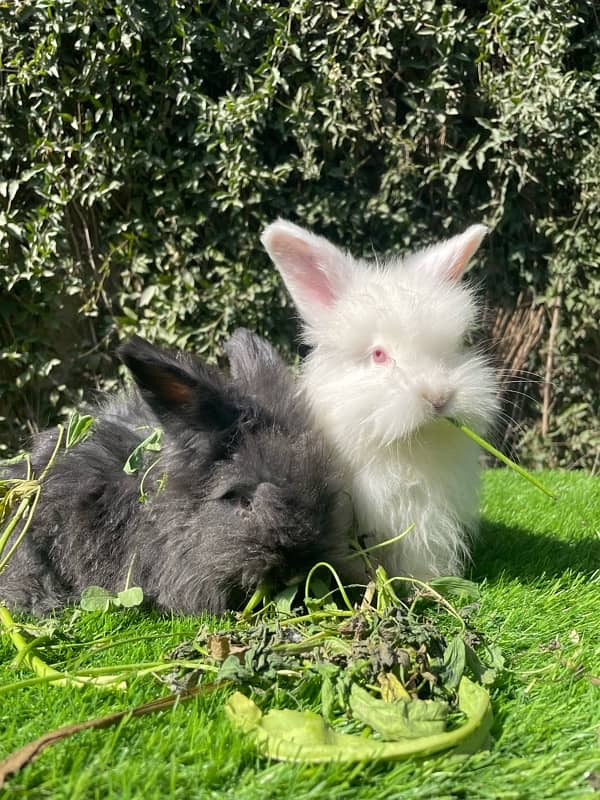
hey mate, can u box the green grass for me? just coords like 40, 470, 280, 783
1, 469, 599, 800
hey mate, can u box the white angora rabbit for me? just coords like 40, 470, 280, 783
262, 221, 499, 581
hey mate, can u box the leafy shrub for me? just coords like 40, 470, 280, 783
0, 0, 598, 467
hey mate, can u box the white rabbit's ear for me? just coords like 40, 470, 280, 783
261, 220, 351, 323
418, 224, 489, 281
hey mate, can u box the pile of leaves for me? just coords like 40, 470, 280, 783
159, 571, 503, 762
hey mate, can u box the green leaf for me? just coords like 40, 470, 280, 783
449, 421, 557, 499
123, 428, 163, 474
465, 642, 505, 686
273, 583, 299, 615
428, 576, 481, 602
241, 582, 269, 619
115, 586, 144, 608
0, 453, 29, 466
216, 655, 253, 683
304, 575, 336, 613
66, 411, 94, 449
80, 586, 115, 612
349, 684, 449, 739
225, 676, 493, 762
315, 663, 341, 721
438, 636, 467, 690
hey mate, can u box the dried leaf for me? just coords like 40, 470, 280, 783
209, 635, 232, 661
378, 672, 411, 702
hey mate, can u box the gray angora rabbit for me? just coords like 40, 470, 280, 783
0, 330, 352, 616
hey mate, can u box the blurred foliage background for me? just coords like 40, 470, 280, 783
0, 0, 598, 468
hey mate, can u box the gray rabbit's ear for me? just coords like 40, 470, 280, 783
225, 329, 285, 382
119, 335, 240, 434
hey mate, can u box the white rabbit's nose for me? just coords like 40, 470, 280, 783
422, 390, 453, 413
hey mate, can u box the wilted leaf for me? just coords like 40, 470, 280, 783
378, 672, 411, 702
439, 636, 467, 690
349, 684, 448, 739
209, 635, 232, 661
225, 676, 492, 762
123, 428, 163, 474
216, 655, 253, 683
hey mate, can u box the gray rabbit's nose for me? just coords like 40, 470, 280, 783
255, 482, 279, 501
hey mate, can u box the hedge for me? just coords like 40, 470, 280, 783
0, 0, 598, 468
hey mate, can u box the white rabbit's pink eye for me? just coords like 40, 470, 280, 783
372, 347, 389, 365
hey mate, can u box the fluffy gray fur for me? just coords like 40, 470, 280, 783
0, 330, 351, 616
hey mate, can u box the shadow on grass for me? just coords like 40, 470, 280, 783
472, 519, 600, 583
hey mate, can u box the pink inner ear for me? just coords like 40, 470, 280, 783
446, 225, 489, 281
269, 232, 338, 309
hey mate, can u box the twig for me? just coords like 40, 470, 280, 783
0, 681, 226, 788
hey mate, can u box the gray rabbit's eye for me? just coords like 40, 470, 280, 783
220, 488, 253, 509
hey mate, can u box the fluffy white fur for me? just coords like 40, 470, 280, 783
262, 220, 499, 580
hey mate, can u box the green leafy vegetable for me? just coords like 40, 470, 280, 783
80, 585, 144, 612
115, 587, 144, 607
465, 641, 505, 686
349, 684, 449, 740
428, 576, 481, 602
274, 583, 299, 615
225, 676, 492, 763
123, 429, 163, 475
66, 412, 94, 449
438, 636, 467, 690
241, 583, 270, 619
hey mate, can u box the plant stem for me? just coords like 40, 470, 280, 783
0, 606, 126, 690
449, 421, 557, 499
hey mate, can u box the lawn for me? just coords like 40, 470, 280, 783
1, 469, 599, 800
